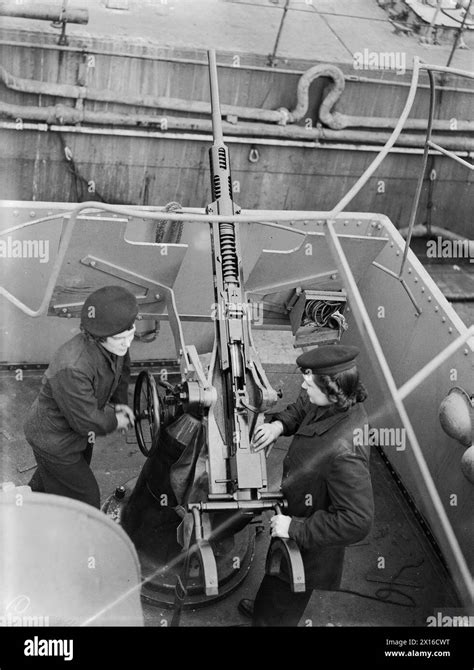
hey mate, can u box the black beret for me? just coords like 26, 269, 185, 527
81, 286, 139, 337
296, 345, 360, 375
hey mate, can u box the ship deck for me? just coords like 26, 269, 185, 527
0, 355, 462, 628
0, 0, 473, 71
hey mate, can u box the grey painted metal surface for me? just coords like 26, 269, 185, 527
0, 201, 472, 606
0, 489, 144, 626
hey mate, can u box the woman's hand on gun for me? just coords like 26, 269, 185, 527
251, 421, 284, 452
270, 513, 291, 539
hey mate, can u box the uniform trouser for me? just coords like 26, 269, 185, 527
28, 443, 100, 509
252, 574, 313, 627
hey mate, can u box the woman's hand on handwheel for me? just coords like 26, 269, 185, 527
115, 404, 135, 427
115, 406, 134, 431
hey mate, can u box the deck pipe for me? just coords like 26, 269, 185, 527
0, 2, 88, 23
2, 100, 473, 152
1, 64, 473, 133
0, 66, 285, 125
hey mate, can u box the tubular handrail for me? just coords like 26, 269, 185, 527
427, 140, 474, 169
0, 202, 314, 317
398, 61, 474, 279
329, 58, 474, 226
328, 57, 422, 217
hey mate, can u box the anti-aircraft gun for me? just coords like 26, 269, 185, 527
114, 50, 306, 605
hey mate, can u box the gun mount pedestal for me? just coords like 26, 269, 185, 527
102, 436, 259, 608
102, 487, 257, 609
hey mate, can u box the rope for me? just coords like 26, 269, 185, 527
334, 558, 425, 608
155, 201, 184, 243
58, 134, 106, 203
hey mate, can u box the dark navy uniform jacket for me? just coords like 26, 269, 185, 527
24, 333, 130, 465
271, 392, 374, 590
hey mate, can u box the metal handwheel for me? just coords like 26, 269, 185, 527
134, 370, 160, 457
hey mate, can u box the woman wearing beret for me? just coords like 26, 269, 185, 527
240, 344, 374, 626
24, 285, 138, 509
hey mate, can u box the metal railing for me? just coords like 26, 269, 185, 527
399, 61, 474, 279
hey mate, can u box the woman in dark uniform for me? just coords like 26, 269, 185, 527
240, 344, 374, 626
24, 285, 138, 509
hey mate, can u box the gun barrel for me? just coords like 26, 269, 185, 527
208, 49, 224, 145
205, 48, 268, 495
